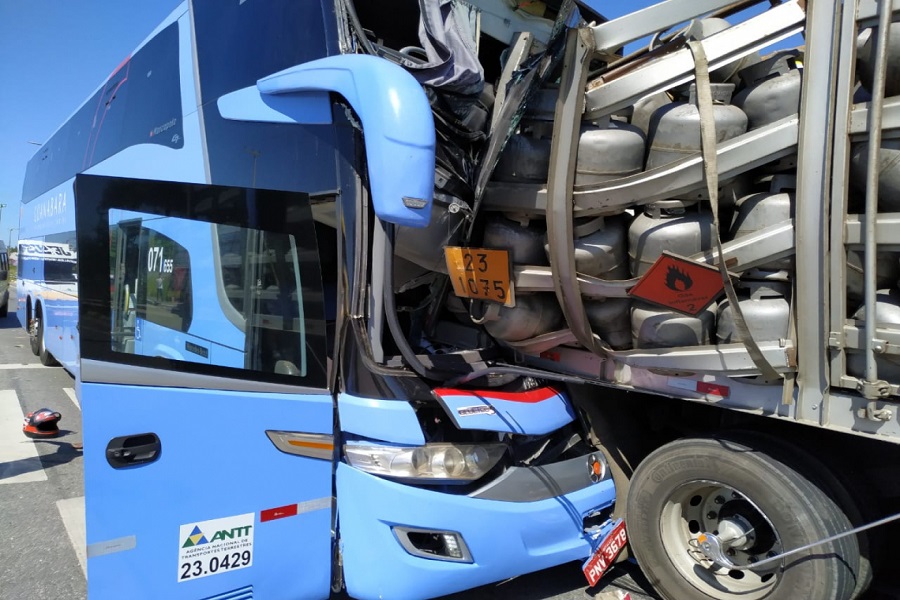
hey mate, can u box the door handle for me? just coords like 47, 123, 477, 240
106, 433, 161, 468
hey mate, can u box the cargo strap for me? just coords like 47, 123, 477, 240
688, 40, 783, 382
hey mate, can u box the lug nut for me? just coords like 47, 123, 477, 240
707, 511, 718, 519
714, 495, 725, 504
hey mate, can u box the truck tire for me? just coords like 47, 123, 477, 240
626, 436, 861, 600
714, 430, 874, 599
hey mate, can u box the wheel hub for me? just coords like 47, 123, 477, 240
660, 481, 784, 598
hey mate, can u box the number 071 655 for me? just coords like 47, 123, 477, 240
444, 247, 515, 307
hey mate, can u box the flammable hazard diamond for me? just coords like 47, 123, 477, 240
628, 252, 727, 316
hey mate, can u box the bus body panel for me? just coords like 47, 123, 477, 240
337, 462, 617, 600
76, 175, 334, 600
17, 181, 79, 372
82, 382, 334, 600
337, 393, 427, 446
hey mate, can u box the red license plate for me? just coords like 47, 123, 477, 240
583, 519, 627, 587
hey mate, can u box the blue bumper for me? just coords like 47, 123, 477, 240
337, 462, 616, 600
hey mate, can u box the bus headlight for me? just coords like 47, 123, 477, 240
344, 442, 506, 483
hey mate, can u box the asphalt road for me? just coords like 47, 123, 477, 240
0, 285, 656, 600
0, 297, 85, 600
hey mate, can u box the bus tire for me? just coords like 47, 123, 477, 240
29, 316, 40, 356
35, 316, 57, 367
0, 299, 8, 318
626, 436, 860, 600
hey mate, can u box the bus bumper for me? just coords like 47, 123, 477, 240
336, 458, 617, 600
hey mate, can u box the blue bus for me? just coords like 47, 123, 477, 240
19, 1, 619, 598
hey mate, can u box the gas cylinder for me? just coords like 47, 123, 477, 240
729, 189, 794, 270
716, 280, 791, 344
628, 201, 715, 277
847, 289, 900, 380
732, 52, 803, 130
632, 301, 717, 349
482, 215, 547, 265
585, 298, 632, 350
849, 139, 900, 212
846, 250, 900, 306
493, 134, 551, 183
395, 192, 467, 273
546, 214, 630, 279
575, 120, 646, 185
858, 26, 900, 98
483, 294, 562, 342
645, 84, 748, 171
494, 119, 646, 186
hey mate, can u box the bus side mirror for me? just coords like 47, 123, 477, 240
217, 55, 435, 229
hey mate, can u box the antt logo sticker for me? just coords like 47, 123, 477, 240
178, 513, 255, 582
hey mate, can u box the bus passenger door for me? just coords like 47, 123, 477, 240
75, 174, 334, 600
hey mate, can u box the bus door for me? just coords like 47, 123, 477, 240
75, 174, 334, 600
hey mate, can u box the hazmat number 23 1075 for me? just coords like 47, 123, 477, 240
444, 247, 514, 307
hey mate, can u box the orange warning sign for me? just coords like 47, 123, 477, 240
445, 247, 515, 307
628, 253, 726, 316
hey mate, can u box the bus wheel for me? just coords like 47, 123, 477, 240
626, 436, 860, 600
34, 316, 57, 367
29, 316, 40, 356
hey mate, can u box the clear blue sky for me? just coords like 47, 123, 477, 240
0, 0, 182, 246
0, 0, 788, 249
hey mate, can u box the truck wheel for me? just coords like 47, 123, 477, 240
626, 436, 860, 600
714, 430, 874, 599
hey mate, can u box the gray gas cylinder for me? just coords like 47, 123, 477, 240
632, 92, 672, 138
585, 298, 632, 350
494, 119, 646, 186
628, 200, 716, 277
482, 215, 547, 265
483, 294, 562, 342
395, 192, 467, 273
847, 289, 900, 380
849, 138, 900, 212
729, 189, 794, 270
716, 280, 791, 344
493, 134, 551, 183
732, 52, 802, 130
645, 84, 748, 171
858, 26, 900, 98
575, 120, 646, 185
545, 214, 630, 279
632, 300, 717, 349
846, 250, 900, 306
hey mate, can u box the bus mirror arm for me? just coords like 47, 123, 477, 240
217, 55, 436, 229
